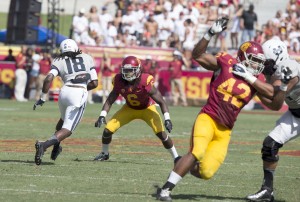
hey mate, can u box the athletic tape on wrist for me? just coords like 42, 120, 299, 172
100, 110, 107, 117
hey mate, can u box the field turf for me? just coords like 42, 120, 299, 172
0, 99, 299, 202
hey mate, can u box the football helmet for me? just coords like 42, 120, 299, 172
237, 41, 265, 76
60, 39, 79, 53
121, 56, 142, 81
262, 38, 288, 66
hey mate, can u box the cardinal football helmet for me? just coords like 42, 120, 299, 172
237, 41, 265, 76
60, 39, 79, 53
121, 56, 142, 81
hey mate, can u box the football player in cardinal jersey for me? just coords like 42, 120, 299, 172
94, 56, 180, 163
33, 39, 98, 165
155, 17, 272, 201
243, 38, 300, 202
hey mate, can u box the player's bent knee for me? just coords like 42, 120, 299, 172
103, 128, 113, 138
261, 136, 283, 162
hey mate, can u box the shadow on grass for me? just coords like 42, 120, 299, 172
0, 159, 55, 165
72, 158, 163, 165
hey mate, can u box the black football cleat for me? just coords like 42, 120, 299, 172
246, 187, 274, 202
34, 141, 45, 165
156, 187, 172, 201
94, 152, 109, 161
51, 144, 62, 161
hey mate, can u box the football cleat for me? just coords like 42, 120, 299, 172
156, 187, 172, 201
246, 187, 274, 202
94, 152, 109, 161
34, 141, 45, 165
51, 144, 62, 161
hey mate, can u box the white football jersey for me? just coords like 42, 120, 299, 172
274, 58, 300, 109
49, 53, 98, 87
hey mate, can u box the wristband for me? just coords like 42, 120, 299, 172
246, 75, 257, 85
204, 33, 212, 41
100, 110, 107, 117
164, 112, 170, 120
40, 93, 47, 101
279, 84, 288, 91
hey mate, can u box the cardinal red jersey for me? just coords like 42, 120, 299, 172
113, 73, 155, 110
201, 52, 257, 129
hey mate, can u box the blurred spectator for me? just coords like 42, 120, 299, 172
104, 21, 118, 46
87, 6, 103, 38
14, 46, 28, 102
99, 6, 114, 33
121, 6, 137, 35
230, 4, 243, 50
182, 18, 196, 67
29, 48, 42, 100
143, 55, 160, 87
35, 50, 51, 100
240, 3, 258, 43
4, 49, 16, 62
114, 9, 123, 33
158, 10, 175, 48
169, 50, 188, 107
24, 47, 34, 99
143, 13, 158, 47
72, 8, 89, 44
101, 52, 114, 104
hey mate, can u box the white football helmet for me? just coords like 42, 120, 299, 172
262, 38, 289, 65
60, 39, 79, 53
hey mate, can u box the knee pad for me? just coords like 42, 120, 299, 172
261, 136, 283, 162
103, 128, 113, 138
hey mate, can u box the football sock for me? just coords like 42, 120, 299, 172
102, 144, 109, 154
168, 146, 179, 159
162, 171, 182, 190
263, 168, 274, 190
43, 139, 59, 150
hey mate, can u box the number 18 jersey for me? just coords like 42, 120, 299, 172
50, 53, 98, 87
201, 53, 257, 129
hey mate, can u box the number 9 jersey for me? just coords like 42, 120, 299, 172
49, 53, 98, 88
201, 53, 257, 129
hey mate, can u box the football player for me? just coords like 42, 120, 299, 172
155, 17, 285, 201
94, 56, 180, 163
242, 38, 299, 202
33, 39, 98, 165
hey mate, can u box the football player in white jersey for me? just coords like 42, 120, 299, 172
233, 38, 300, 202
33, 39, 98, 165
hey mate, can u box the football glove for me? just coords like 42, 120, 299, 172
164, 120, 173, 133
33, 99, 45, 110
208, 17, 229, 36
95, 116, 107, 128
232, 63, 257, 84
281, 66, 292, 84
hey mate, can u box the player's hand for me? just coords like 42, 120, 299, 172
208, 17, 229, 36
33, 99, 45, 110
95, 116, 106, 128
232, 63, 257, 84
281, 66, 292, 84
164, 120, 173, 133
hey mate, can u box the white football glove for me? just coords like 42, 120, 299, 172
204, 17, 229, 40
232, 63, 257, 84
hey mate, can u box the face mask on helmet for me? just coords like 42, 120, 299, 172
121, 56, 141, 81
237, 41, 266, 76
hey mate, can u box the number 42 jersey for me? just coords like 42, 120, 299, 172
201, 53, 257, 129
49, 53, 98, 87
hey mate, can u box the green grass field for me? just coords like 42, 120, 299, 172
0, 99, 299, 202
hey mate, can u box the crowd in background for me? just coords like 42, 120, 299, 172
72, 0, 300, 69
2, 0, 300, 103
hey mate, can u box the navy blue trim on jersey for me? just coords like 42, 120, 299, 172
90, 66, 96, 70
51, 65, 60, 76
71, 101, 86, 131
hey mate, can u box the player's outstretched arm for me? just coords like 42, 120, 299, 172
33, 73, 54, 110
192, 18, 228, 71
